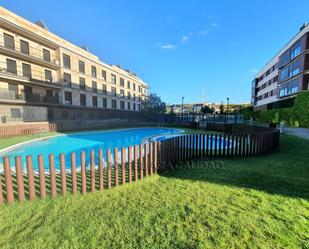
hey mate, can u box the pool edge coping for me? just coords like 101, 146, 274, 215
0, 127, 185, 156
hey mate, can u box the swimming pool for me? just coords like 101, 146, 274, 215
0, 127, 183, 170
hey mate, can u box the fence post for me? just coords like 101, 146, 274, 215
154, 142, 158, 174
128, 146, 132, 183
144, 144, 148, 177
107, 149, 111, 189
3, 157, 14, 204
15, 156, 25, 202
98, 149, 104, 190
139, 144, 143, 180
114, 148, 119, 187
60, 153, 67, 196
81, 151, 87, 194
71, 152, 77, 195
90, 150, 96, 192
26, 156, 35, 200
49, 154, 57, 198
134, 146, 138, 181
38, 155, 46, 199
149, 143, 153, 176
121, 147, 126, 184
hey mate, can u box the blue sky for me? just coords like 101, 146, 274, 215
2, 0, 309, 105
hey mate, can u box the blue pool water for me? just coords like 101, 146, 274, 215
0, 128, 183, 170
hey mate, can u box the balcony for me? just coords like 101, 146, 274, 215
0, 34, 60, 70
0, 88, 60, 105
0, 62, 61, 89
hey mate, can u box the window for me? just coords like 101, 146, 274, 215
22, 63, 31, 78
279, 50, 290, 68
102, 84, 107, 94
137, 104, 140, 111
63, 73, 71, 87
127, 101, 131, 110
120, 89, 125, 98
46, 89, 53, 97
80, 94, 86, 106
111, 99, 117, 109
20, 40, 29, 54
270, 90, 274, 96
120, 77, 124, 87
45, 69, 52, 82
120, 100, 125, 109
288, 79, 299, 94
80, 77, 86, 90
289, 59, 301, 77
111, 87, 116, 96
102, 97, 107, 108
91, 81, 97, 92
79, 60, 85, 73
279, 67, 289, 81
8, 84, 18, 99
102, 70, 106, 80
291, 41, 301, 60
127, 81, 130, 89
133, 103, 136, 111
128, 92, 131, 99
111, 74, 116, 84
63, 54, 71, 69
91, 66, 97, 78
6, 58, 17, 75
10, 108, 21, 119
64, 91, 72, 104
4, 33, 14, 49
138, 85, 141, 92
92, 96, 98, 107
133, 83, 136, 91
266, 70, 270, 76
43, 49, 51, 62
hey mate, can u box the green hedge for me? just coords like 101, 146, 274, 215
257, 91, 309, 127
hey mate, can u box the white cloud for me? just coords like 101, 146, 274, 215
160, 44, 177, 50
155, 42, 177, 50
197, 29, 209, 35
181, 36, 189, 43
211, 22, 220, 28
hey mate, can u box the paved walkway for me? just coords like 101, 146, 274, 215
283, 127, 309, 140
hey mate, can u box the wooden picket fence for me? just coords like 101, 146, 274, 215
0, 126, 280, 205
0, 122, 57, 138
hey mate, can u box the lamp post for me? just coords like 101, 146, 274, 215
181, 96, 184, 121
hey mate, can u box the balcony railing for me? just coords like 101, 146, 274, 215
0, 34, 59, 66
0, 62, 61, 88
0, 88, 60, 104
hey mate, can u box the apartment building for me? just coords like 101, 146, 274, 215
251, 23, 309, 111
0, 7, 148, 123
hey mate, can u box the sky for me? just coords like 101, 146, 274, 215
2, 0, 309, 105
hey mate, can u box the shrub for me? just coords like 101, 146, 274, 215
256, 91, 309, 127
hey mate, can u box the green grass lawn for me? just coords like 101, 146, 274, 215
0, 134, 308, 248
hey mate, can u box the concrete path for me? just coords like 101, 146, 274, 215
283, 127, 309, 140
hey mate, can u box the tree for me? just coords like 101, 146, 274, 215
142, 93, 166, 121
219, 102, 224, 114
201, 105, 214, 114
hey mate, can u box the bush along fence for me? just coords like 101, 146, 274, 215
0, 125, 279, 205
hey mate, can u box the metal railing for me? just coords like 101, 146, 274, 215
0, 34, 58, 65
0, 61, 60, 87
